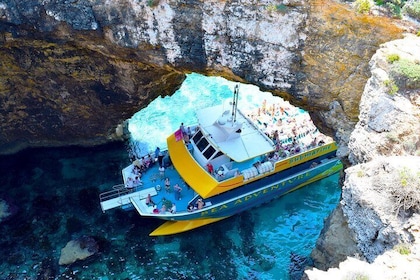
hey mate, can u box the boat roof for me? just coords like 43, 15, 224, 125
196, 104, 276, 162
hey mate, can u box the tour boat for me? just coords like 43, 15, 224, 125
99, 86, 343, 236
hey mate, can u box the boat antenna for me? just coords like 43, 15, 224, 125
232, 84, 239, 124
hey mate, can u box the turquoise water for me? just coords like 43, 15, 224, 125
128, 73, 284, 157
0, 74, 341, 279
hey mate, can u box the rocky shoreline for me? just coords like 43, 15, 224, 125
1, 0, 419, 277
306, 34, 420, 279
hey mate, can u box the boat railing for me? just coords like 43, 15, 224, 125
99, 184, 131, 202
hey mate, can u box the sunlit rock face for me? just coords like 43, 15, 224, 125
0, 0, 402, 154
308, 34, 420, 276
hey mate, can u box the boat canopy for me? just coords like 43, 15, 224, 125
196, 105, 276, 162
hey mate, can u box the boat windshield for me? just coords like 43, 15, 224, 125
192, 127, 223, 160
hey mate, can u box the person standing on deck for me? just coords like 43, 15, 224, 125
165, 177, 171, 192
180, 123, 186, 135
170, 203, 176, 214
173, 184, 182, 200
154, 147, 160, 162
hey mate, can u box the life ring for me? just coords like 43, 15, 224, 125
155, 185, 161, 191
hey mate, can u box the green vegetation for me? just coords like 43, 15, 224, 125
386, 132, 399, 143
402, 0, 420, 20
391, 166, 420, 215
383, 79, 399, 95
386, 1, 403, 19
387, 54, 400, 63
394, 243, 411, 255
266, 3, 288, 14
355, 0, 372, 14
147, 0, 159, 7
372, 0, 419, 19
392, 58, 420, 89
344, 271, 370, 280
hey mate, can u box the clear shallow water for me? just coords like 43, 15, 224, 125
128, 73, 283, 157
0, 73, 341, 279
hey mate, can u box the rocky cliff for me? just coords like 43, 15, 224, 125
0, 0, 402, 154
307, 34, 420, 279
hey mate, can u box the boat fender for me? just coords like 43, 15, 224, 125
155, 185, 161, 191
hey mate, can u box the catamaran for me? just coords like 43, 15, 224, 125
99, 85, 343, 236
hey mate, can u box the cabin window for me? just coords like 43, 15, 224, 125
192, 130, 203, 143
203, 145, 216, 159
196, 137, 209, 152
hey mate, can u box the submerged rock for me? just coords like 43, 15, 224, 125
0, 197, 18, 223
289, 252, 312, 280
58, 236, 99, 265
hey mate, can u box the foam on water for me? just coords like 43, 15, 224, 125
128, 73, 282, 157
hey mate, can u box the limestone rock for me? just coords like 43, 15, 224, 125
308, 33, 420, 274
310, 206, 362, 270
348, 34, 420, 164
307, 158, 420, 279
342, 156, 420, 262
0, 0, 404, 154
59, 236, 99, 265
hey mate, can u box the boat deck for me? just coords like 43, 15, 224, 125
100, 154, 199, 214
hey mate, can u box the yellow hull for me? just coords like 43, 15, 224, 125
149, 217, 228, 236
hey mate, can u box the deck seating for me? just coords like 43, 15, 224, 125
242, 167, 258, 180
256, 161, 273, 174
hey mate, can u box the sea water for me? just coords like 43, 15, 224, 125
0, 73, 341, 280
128, 73, 283, 157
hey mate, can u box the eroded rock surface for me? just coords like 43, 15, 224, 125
307, 34, 420, 278
0, 0, 403, 154
59, 236, 99, 265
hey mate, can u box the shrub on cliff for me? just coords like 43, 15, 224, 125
402, 0, 420, 20
390, 58, 420, 89
355, 0, 372, 14
390, 166, 420, 215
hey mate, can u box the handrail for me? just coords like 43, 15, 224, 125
99, 184, 130, 202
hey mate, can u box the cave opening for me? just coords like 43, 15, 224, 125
125, 73, 317, 161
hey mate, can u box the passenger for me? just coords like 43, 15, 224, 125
207, 163, 214, 175
180, 123, 186, 135
146, 194, 155, 207
183, 133, 190, 143
187, 203, 194, 212
133, 176, 142, 187
173, 184, 182, 200
170, 203, 177, 214
144, 155, 151, 168
158, 151, 164, 168
310, 137, 317, 148
197, 198, 205, 210
154, 147, 160, 160
164, 177, 171, 192
159, 166, 165, 179
187, 141, 193, 153
132, 163, 141, 175
216, 166, 224, 179
125, 177, 134, 191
